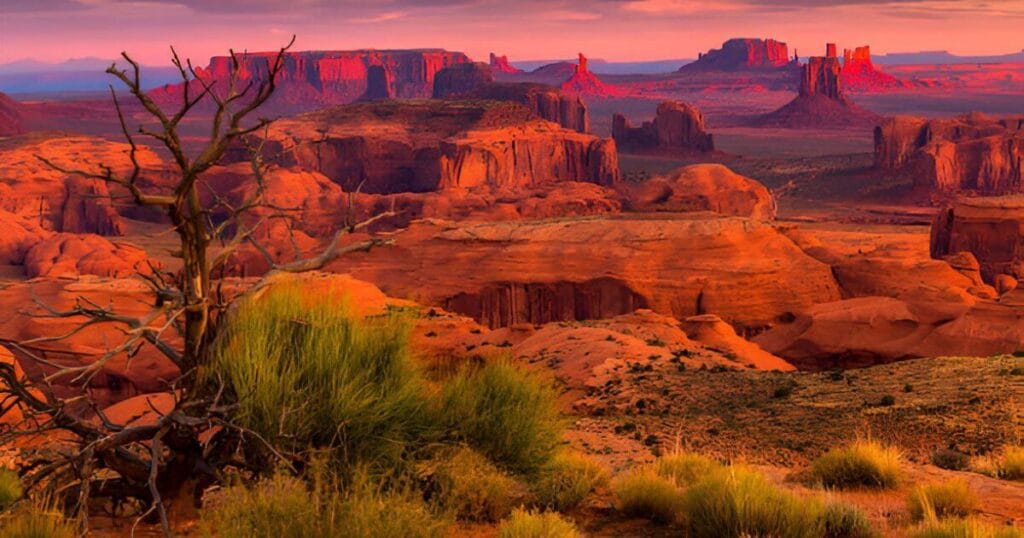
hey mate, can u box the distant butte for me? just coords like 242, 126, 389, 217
559, 53, 624, 97
680, 38, 796, 72
489, 52, 521, 74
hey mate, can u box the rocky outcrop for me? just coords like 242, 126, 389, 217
0, 135, 160, 235
24, 233, 152, 279
0, 92, 24, 137
0, 210, 50, 265
612, 101, 713, 153
841, 46, 906, 92
151, 49, 472, 113
559, 53, 623, 97
623, 164, 775, 220
326, 216, 842, 331
680, 38, 793, 71
239, 100, 617, 194
489, 53, 520, 74
874, 114, 1024, 195
432, 62, 495, 98
930, 196, 1024, 282
464, 83, 590, 133
756, 44, 881, 129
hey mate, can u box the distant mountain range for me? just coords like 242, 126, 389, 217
872, 50, 1024, 65
511, 58, 695, 75
0, 58, 180, 93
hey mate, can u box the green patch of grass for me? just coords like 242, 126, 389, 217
681, 466, 824, 538
439, 359, 563, 474
820, 501, 879, 538
998, 446, 1024, 480
809, 440, 902, 489
498, 508, 580, 538
653, 451, 721, 487
0, 468, 23, 510
0, 498, 75, 538
208, 283, 429, 471
613, 469, 682, 524
532, 451, 607, 511
423, 446, 523, 522
908, 479, 979, 521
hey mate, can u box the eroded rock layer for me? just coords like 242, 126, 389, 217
612, 101, 713, 153
931, 196, 1024, 282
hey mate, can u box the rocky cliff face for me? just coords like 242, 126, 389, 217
680, 38, 792, 71
875, 113, 1024, 194
237, 100, 617, 194
612, 101, 714, 153
489, 53, 520, 74
432, 62, 495, 98
931, 196, 1024, 282
0, 92, 23, 137
841, 45, 905, 92
151, 49, 471, 112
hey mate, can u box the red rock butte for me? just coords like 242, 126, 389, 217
681, 38, 794, 71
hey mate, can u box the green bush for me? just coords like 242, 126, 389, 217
810, 441, 902, 489
425, 446, 523, 522
820, 501, 879, 538
208, 283, 429, 470
998, 446, 1024, 480
909, 518, 1024, 538
0, 498, 75, 538
498, 508, 581, 538
613, 469, 682, 524
681, 466, 823, 538
439, 359, 563, 474
0, 468, 23, 510
201, 470, 447, 538
654, 451, 720, 487
532, 451, 607, 511
932, 448, 970, 471
908, 479, 979, 521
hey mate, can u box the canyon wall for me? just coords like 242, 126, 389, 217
612, 101, 714, 153
931, 196, 1024, 282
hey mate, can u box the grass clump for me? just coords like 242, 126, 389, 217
0, 468, 23, 510
908, 479, 979, 521
654, 451, 721, 487
932, 448, 971, 471
909, 518, 1024, 538
997, 446, 1024, 480
439, 359, 563, 474
532, 451, 607, 511
810, 440, 902, 489
613, 469, 682, 524
208, 283, 429, 470
820, 501, 879, 538
0, 498, 76, 538
681, 466, 824, 538
498, 508, 581, 538
424, 446, 523, 522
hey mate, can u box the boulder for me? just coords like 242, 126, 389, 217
612, 101, 714, 153
623, 164, 775, 220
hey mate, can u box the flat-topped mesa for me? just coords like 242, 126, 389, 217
0, 92, 23, 137
680, 38, 793, 71
151, 49, 472, 111
612, 101, 714, 153
559, 53, 624, 97
841, 45, 905, 91
931, 196, 1024, 282
233, 100, 618, 194
489, 52, 521, 74
875, 113, 1024, 195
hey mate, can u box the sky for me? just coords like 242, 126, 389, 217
1, 0, 1022, 66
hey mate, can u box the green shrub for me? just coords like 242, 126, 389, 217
425, 446, 523, 522
820, 501, 879, 538
998, 446, 1024, 480
613, 469, 682, 524
0, 469, 23, 510
201, 470, 447, 538
498, 508, 581, 538
439, 359, 563, 474
0, 499, 75, 538
908, 479, 979, 521
810, 441, 902, 489
932, 448, 970, 471
681, 466, 823, 538
532, 451, 607, 511
208, 284, 429, 471
909, 518, 1024, 538
654, 451, 720, 487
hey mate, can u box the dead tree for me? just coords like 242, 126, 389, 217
0, 37, 395, 536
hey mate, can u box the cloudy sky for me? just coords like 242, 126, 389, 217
0, 0, 1022, 65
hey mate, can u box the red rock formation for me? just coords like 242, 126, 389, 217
874, 114, 1024, 195
432, 62, 495, 98
560, 53, 624, 97
0, 135, 160, 235
612, 101, 714, 153
841, 45, 906, 92
238, 100, 617, 194
680, 38, 792, 72
489, 53, 521, 74
151, 49, 472, 113
24, 233, 153, 279
0, 210, 50, 265
931, 196, 1024, 282
623, 164, 775, 220
0, 92, 24, 137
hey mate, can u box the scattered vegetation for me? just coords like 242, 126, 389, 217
439, 359, 563, 474
0, 498, 76, 538
613, 469, 683, 524
907, 479, 979, 521
498, 508, 581, 538
909, 518, 1024, 538
809, 440, 902, 489
0, 468, 22, 510
532, 451, 607, 511
424, 446, 522, 522
820, 501, 880, 538
970, 446, 1024, 480
932, 448, 971, 471
653, 451, 721, 487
